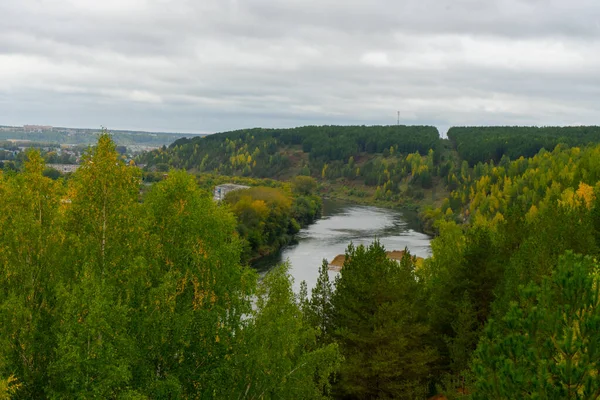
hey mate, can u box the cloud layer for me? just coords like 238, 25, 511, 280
1, 0, 600, 133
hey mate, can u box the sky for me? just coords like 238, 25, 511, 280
1, 0, 600, 135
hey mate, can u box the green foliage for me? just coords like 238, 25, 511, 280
42, 167, 61, 180
225, 185, 321, 263
226, 263, 341, 399
421, 143, 600, 397
0, 134, 336, 399
11, 124, 600, 398
448, 126, 600, 165
472, 251, 600, 399
306, 260, 335, 343
332, 242, 437, 399
138, 126, 441, 190
291, 175, 318, 195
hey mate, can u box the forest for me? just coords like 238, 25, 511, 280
448, 126, 600, 165
137, 125, 442, 203
4, 127, 600, 398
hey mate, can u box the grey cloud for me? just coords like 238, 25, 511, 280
1, 0, 600, 133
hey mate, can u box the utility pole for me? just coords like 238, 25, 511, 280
397, 111, 400, 126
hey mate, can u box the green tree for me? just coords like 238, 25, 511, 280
332, 241, 437, 399
64, 132, 142, 276
0, 150, 63, 398
142, 170, 255, 396
472, 251, 600, 399
48, 269, 136, 399
291, 175, 318, 195
227, 263, 340, 399
306, 260, 334, 343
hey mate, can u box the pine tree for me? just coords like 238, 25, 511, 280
307, 260, 334, 343
332, 241, 437, 399
472, 251, 600, 399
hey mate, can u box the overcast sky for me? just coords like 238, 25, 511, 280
1, 0, 600, 134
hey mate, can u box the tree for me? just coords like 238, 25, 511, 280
306, 260, 334, 343
0, 150, 63, 398
48, 269, 136, 399
42, 167, 61, 180
226, 264, 340, 399
64, 132, 142, 276
291, 175, 318, 195
332, 241, 437, 399
0, 134, 345, 398
142, 170, 255, 396
472, 251, 600, 399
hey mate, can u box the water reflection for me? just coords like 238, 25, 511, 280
254, 199, 432, 292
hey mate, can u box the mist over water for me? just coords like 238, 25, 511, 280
255, 199, 432, 292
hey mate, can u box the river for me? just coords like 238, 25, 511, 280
254, 199, 432, 292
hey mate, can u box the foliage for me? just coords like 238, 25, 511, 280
226, 263, 341, 399
138, 125, 442, 193
420, 142, 600, 397
291, 175, 318, 196
472, 252, 600, 399
448, 126, 600, 165
0, 375, 21, 399
331, 241, 437, 399
0, 134, 336, 399
224, 185, 321, 263
304, 260, 335, 343
9, 124, 600, 398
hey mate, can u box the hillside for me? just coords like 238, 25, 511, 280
139, 124, 600, 214
139, 125, 443, 203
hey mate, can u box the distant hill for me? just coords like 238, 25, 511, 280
0, 125, 206, 147
138, 124, 600, 206
448, 126, 600, 165
137, 125, 443, 203
139, 124, 441, 178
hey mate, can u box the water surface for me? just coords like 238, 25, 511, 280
255, 199, 432, 291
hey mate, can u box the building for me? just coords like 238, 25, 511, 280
23, 125, 53, 132
46, 164, 80, 173
213, 184, 250, 202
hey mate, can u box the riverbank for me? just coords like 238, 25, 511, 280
222, 180, 323, 266
318, 179, 449, 235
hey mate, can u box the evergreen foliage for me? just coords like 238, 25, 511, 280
473, 252, 600, 399
331, 242, 437, 399
448, 126, 600, 165
138, 125, 442, 194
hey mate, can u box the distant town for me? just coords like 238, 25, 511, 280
0, 124, 206, 175
0, 124, 206, 148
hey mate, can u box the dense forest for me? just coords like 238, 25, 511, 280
5, 128, 600, 398
448, 126, 600, 165
138, 125, 443, 202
